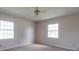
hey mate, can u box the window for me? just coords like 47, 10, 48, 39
0, 20, 14, 39
48, 24, 59, 38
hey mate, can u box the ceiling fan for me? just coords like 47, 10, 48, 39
34, 7, 40, 15
34, 7, 46, 15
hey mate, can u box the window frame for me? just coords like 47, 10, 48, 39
48, 24, 59, 39
0, 20, 14, 39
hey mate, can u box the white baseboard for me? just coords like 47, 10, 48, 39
0, 42, 33, 51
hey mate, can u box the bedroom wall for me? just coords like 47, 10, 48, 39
0, 13, 35, 50
36, 14, 79, 50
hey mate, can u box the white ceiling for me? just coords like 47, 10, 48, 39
0, 7, 79, 21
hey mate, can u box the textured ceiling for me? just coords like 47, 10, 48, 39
0, 7, 79, 21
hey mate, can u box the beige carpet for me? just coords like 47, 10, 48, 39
5, 44, 70, 51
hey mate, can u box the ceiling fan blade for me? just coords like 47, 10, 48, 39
40, 10, 47, 13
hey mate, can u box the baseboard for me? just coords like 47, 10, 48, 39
0, 42, 33, 51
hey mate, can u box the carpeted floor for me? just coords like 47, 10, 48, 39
5, 44, 70, 51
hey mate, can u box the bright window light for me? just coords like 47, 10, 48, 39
0, 20, 14, 39
48, 24, 59, 38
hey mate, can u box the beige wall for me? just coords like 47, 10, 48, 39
36, 14, 79, 50
0, 13, 35, 50
1, 12, 79, 50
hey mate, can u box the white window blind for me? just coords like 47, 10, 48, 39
48, 24, 58, 38
0, 20, 14, 39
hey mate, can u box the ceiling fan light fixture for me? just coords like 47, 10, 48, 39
34, 7, 40, 15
